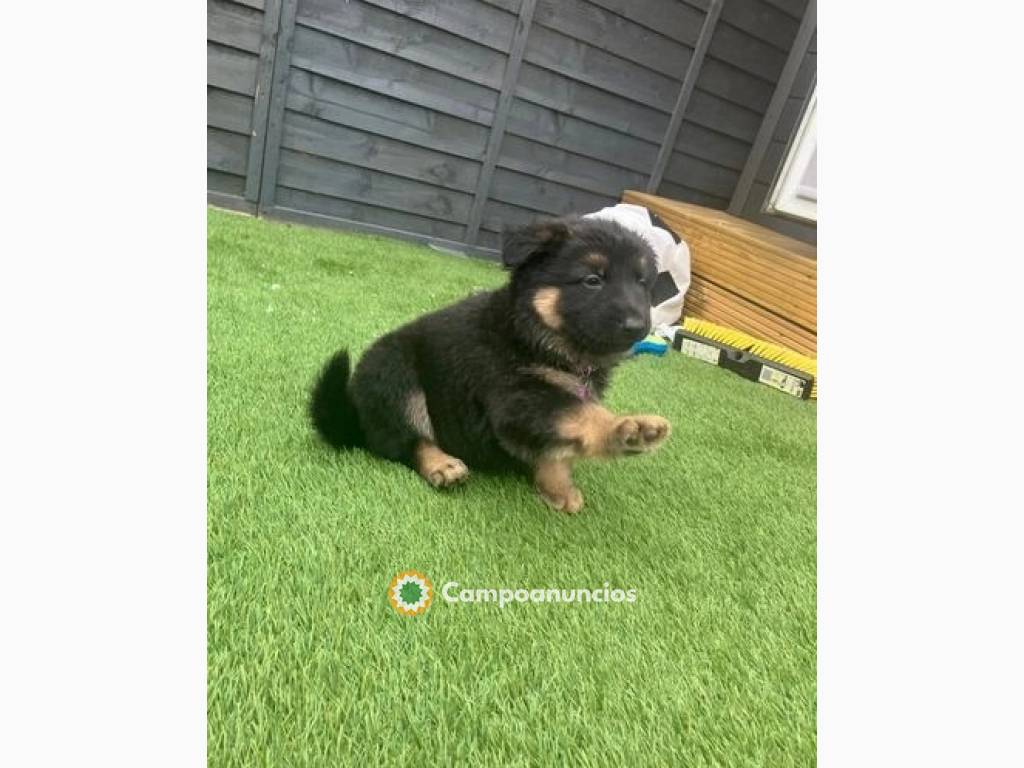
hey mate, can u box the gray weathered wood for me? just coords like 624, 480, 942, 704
584, 0, 705, 48
208, 170, 247, 198
360, 0, 517, 53
207, 0, 264, 53
675, 121, 751, 171
277, 149, 474, 224
296, 0, 507, 91
264, 204, 500, 260
761, 0, 807, 22
465, 0, 537, 244
209, 189, 259, 214
684, 89, 762, 143
498, 134, 648, 198
698, 56, 773, 113
281, 111, 482, 194
286, 70, 489, 161
507, 99, 659, 173
729, 0, 815, 214
532, 0, 694, 81
208, 127, 249, 176
207, 87, 254, 135
274, 186, 468, 243
245, 0, 283, 201
708, 19, 788, 83
488, 167, 610, 217
718, 0, 802, 51
647, 0, 722, 192
657, 180, 730, 210
290, 27, 498, 126
207, 42, 259, 96
514, 63, 668, 144
257, 0, 298, 209
662, 151, 740, 199
524, 24, 682, 113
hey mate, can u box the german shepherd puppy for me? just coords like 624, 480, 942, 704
309, 216, 671, 513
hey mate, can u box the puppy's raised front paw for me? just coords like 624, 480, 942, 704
426, 457, 470, 488
612, 414, 671, 454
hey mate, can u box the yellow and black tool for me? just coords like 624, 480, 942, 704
673, 316, 817, 400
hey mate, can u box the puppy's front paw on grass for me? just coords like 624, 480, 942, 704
613, 415, 671, 454
426, 457, 470, 488
538, 485, 584, 514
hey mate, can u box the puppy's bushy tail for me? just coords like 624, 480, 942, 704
309, 350, 365, 449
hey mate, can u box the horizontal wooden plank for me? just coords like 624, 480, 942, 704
290, 28, 498, 125
276, 148, 473, 224
208, 169, 246, 197
286, 70, 489, 161
296, 0, 507, 91
497, 134, 647, 198
281, 111, 481, 194
361, 0, 516, 52
587, 0, 706, 48
488, 167, 612, 216
675, 120, 752, 171
686, 275, 816, 356
480, 0, 523, 14
718, 0, 801, 51
232, 0, 265, 10
208, 87, 254, 134
274, 185, 468, 242
684, 88, 762, 143
207, 127, 249, 175
708, 20, 788, 84
761, 0, 807, 22
507, 98, 658, 174
524, 23, 681, 113
698, 57, 774, 114
653, 180, 730, 210
515, 63, 669, 144
207, 42, 258, 96
532, 0, 694, 81
207, 0, 263, 54
624, 190, 816, 263
663, 152, 741, 200
480, 199, 550, 234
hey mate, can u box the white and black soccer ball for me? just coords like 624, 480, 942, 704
582, 203, 691, 330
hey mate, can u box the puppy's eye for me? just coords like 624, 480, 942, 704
582, 274, 603, 289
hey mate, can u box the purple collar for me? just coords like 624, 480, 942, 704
575, 366, 595, 401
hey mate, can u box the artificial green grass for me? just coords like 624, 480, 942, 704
207, 207, 817, 767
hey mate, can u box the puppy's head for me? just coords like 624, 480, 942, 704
503, 217, 658, 356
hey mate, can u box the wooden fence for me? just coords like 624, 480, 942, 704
208, 0, 816, 257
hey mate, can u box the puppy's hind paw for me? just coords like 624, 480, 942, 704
612, 414, 671, 454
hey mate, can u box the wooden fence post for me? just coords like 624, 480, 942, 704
257, 0, 299, 213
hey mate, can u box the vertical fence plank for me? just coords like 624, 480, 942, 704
244, 0, 284, 202
464, 0, 538, 245
257, 0, 299, 211
728, 0, 816, 215
646, 0, 722, 194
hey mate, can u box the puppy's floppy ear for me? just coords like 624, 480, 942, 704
501, 218, 572, 270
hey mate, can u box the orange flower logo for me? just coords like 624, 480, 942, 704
388, 570, 434, 616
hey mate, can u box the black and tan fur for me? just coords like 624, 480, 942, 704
309, 216, 671, 513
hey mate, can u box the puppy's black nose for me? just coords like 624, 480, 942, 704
621, 314, 649, 338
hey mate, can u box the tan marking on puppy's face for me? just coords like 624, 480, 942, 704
532, 287, 563, 330
582, 252, 608, 271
